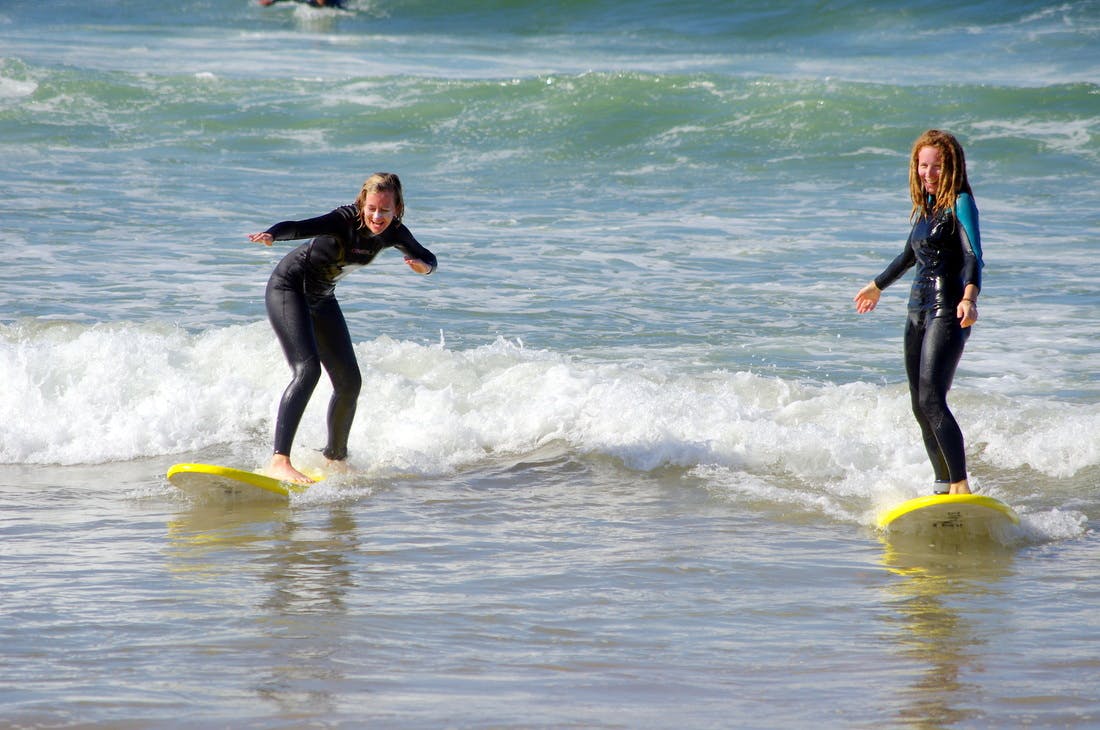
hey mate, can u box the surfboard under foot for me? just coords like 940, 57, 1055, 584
877, 493, 1019, 536
167, 462, 315, 502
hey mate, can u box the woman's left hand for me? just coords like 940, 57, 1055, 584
958, 299, 978, 328
404, 257, 433, 274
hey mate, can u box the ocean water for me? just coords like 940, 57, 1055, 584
1, 1, 1099, 727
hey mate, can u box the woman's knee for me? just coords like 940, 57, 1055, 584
916, 382, 948, 422
330, 365, 362, 399
291, 358, 323, 390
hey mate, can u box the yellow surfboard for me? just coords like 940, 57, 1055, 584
167, 462, 317, 502
877, 493, 1019, 536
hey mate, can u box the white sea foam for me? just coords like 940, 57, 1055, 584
0, 73, 35, 100
3, 320, 1095, 497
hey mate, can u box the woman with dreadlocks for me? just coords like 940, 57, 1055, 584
853, 130, 984, 495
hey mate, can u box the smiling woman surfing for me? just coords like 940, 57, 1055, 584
249, 173, 437, 484
854, 130, 983, 496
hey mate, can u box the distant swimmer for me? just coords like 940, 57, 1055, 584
853, 130, 983, 497
247, 173, 437, 485
259, 0, 346, 8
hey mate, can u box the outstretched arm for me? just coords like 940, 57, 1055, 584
391, 223, 438, 275
247, 208, 349, 247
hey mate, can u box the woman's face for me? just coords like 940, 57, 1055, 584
362, 190, 397, 234
917, 145, 944, 196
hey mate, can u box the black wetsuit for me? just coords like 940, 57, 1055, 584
263, 205, 436, 461
874, 193, 982, 485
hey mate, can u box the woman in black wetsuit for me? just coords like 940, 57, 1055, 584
854, 130, 983, 496
249, 173, 437, 484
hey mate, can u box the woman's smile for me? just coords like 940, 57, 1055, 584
363, 190, 396, 234
917, 145, 943, 195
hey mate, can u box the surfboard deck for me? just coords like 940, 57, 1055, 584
877, 493, 1019, 536
167, 462, 316, 502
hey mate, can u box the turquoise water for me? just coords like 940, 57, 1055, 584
1, 1, 1099, 727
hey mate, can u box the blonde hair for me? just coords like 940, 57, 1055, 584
354, 172, 405, 228
908, 129, 972, 220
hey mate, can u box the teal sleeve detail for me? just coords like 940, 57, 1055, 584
956, 193, 983, 267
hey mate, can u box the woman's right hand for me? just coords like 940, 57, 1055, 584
853, 282, 881, 314
248, 232, 274, 246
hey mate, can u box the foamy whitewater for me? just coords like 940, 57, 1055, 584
1, 1, 1098, 727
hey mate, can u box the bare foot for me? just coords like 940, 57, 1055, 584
949, 479, 972, 495
266, 454, 315, 485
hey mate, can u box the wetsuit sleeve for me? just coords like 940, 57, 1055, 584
264, 208, 350, 242
389, 223, 438, 274
873, 232, 916, 291
956, 193, 983, 292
